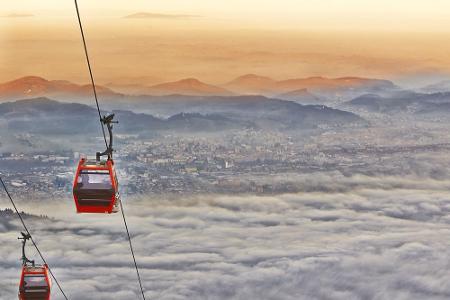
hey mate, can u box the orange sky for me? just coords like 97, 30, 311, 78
1, 0, 450, 86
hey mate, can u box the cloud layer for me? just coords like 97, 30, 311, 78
1, 175, 450, 299
124, 12, 200, 20
1, 13, 34, 18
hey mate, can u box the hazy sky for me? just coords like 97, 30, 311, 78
3, 0, 450, 31
1, 0, 450, 85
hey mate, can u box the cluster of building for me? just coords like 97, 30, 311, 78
2, 126, 450, 199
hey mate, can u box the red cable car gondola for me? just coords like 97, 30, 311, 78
18, 233, 52, 300
73, 158, 119, 213
19, 265, 52, 300
73, 114, 120, 214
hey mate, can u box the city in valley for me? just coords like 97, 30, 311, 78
2, 77, 450, 200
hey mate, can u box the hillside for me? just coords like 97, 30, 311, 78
276, 88, 322, 104
0, 75, 398, 103
223, 75, 398, 100
343, 91, 450, 115
145, 78, 233, 96
0, 97, 365, 135
0, 76, 118, 101
224, 74, 278, 95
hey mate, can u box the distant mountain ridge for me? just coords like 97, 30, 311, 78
0, 76, 117, 101
419, 80, 450, 93
224, 74, 278, 95
0, 75, 398, 101
223, 74, 397, 100
343, 91, 450, 115
0, 97, 365, 134
276, 88, 322, 104
144, 78, 233, 96
0, 97, 246, 134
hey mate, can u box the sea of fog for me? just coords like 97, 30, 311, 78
1, 174, 450, 299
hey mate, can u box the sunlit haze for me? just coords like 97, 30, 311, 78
1, 0, 450, 85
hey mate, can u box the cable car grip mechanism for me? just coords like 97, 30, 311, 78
96, 113, 118, 162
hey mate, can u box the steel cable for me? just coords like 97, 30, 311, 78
0, 175, 69, 300
73, 1, 147, 298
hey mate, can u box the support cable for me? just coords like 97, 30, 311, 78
119, 199, 147, 300
74, 0, 108, 150
73, 1, 146, 299
0, 176, 69, 300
